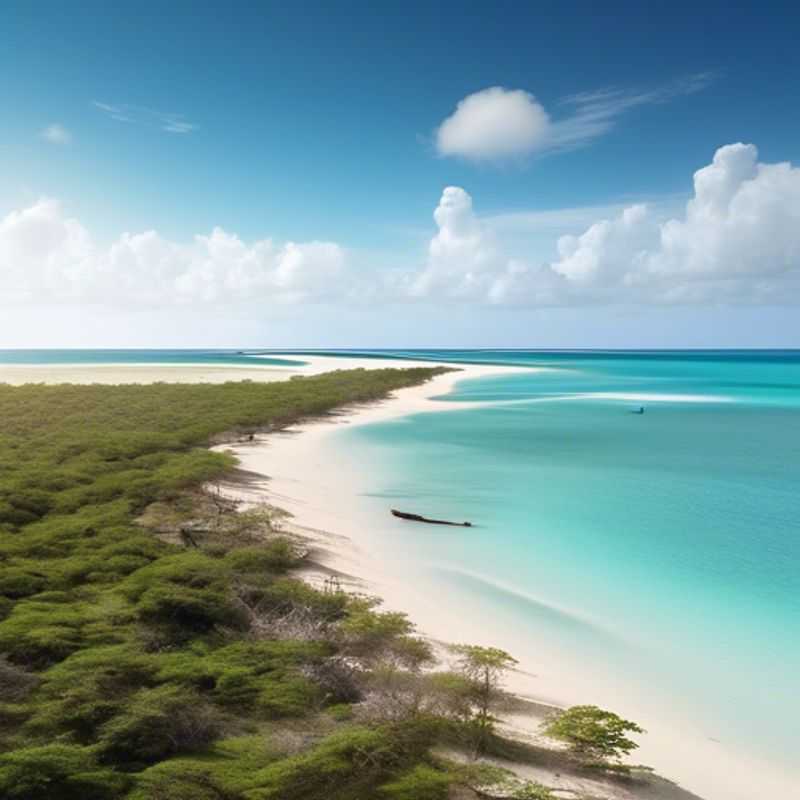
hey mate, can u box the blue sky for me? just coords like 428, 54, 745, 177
2, 1, 800, 347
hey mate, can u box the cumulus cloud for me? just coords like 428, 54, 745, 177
0, 199, 93, 302
435, 74, 713, 162
436, 88, 551, 160
40, 123, 72, 145
548, 144, 800, 303
409, 186, 569, 305
2, 142, 798, 311
545, 142, 800, 300
0, 200, 345, 307
411, 143, 800, 305
409, 187, 498, 298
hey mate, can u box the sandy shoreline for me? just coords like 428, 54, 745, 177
0, 354, 523, 390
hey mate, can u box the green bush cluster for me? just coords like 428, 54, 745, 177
0, 369, 471, 798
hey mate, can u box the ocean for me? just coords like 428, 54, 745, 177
290, 349, 800, 797
2, 348, 797, 797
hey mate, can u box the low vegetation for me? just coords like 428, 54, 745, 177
543, 705, 645, 769
0, 368, 645, 799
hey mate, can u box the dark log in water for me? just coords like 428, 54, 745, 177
391, 509, 472, 527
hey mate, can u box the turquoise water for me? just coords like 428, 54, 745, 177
0, 349, 305, 366
318, 350, 799, 781
3, 348, 797, 788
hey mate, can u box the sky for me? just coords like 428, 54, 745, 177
2, 0, 800, 348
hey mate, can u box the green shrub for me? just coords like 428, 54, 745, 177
0, 601, 106, 667
120, 552, 240, 632
326, 703, 354, 721
0, 744, 129, 800
379, 763, 450, 799
127, 763, 223, 800
256, 673, 320, 717
510, 782, 557, 799
244, 726, 393, 799
26, 645, 158, 740
128, 735, 279, 799
0, 656, 39, 701
0, 566, 47, 599
245, 720, 441, 800
96, 685, 224, 764
543, 704, 644, 763
134, 584, 240, 632
224, 538, 301, 573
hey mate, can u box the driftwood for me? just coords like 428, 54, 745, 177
390, 509, 472, 527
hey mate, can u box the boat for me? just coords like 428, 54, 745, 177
631, 406, 645, 414
391, 509, 472, 527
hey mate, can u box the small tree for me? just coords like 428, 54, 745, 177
543, 705, 644, 765
452, 645, 518, 755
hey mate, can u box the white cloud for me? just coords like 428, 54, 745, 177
408, 186, 570, 305
409, 186, 498, 298
542, 142, 800, 302
551, 203, 652, 286
93, 102, 197, 134
0, 200, 345, 307
0, 199, 93, 302
435, 74, 714, 162
41, 123, 72, 145
647, 144, 800, 281
409, 143, 800, 306
2, 142, 798, 312
436, 88, 551, 160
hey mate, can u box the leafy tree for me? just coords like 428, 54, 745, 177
452, 644, 518, 754
543, 704, 644, 763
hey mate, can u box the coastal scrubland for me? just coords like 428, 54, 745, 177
0, 369, 656, 800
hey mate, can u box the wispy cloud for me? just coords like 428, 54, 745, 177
93, 101, 197, 134
40, 123, 72, 145
435, 73, 716, 162
549, 72, 716, 153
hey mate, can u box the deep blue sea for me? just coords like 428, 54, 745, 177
2, 349, 797, 795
